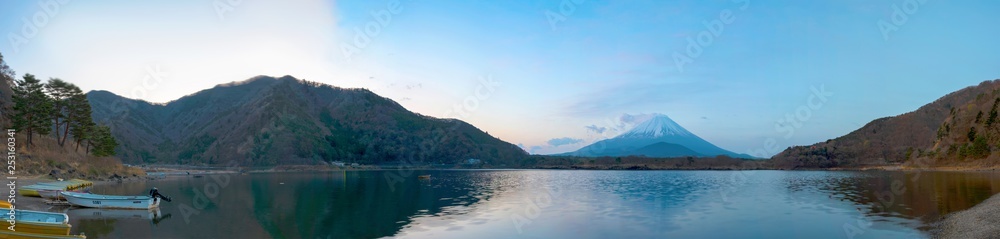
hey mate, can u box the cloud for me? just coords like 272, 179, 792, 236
619, 113, 656, 125
585, 125, 607, 134
580, 113, 660, 138
530, 146, 544, 154
547, 137, 584, 147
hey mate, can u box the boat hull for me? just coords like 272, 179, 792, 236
0, 230, 85, 239
37, 190, 61, 200
0, 221, 71, 236
19, 180, 93, 198
0, 208, 71, 235
60, 192, 158, 210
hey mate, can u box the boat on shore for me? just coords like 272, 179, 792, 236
38, 188, 90, 201
60, 190, 169, 210
19, 180, 93, 197
0, 230, 86, 239
0, 201, 86, 238
0, 209, 72, 236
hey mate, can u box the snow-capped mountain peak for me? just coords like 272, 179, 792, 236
616, 114, 694, 138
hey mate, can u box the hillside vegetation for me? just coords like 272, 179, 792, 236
89, 76, 527, 166
0, 52, 140, 179
772, 80, 1000, 169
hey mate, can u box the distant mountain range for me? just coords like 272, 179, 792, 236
772, 79, 1000, 168
87, 76, 527, 166
565, 114, 753, 158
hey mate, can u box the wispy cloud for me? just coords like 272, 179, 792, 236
585, 125, 607, 134
547, 137, 584, 147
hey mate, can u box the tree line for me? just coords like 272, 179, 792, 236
3, 57, 117, 156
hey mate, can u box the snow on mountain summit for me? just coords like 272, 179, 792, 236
616, 114, 694, 139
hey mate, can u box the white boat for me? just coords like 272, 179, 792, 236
39, 188, 90, 200
38, 189, 64, 200
59, 192, 161, 210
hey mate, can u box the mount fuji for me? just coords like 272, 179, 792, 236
565, 114, 753, 158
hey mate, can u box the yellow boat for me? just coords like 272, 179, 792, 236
0, 210, 71, 235
18, 180, 93, 198
0, 201, 81, 237
0, 230, 85, 239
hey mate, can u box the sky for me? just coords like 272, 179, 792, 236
1, 0, 999, 157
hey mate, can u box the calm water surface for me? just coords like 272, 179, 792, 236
63, 170, 1000, 238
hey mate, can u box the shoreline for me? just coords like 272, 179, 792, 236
932, 192, 1000, 239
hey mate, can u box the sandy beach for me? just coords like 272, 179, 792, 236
933, 192, 1000, 239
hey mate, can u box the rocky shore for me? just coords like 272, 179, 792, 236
933, 192, 1000, 239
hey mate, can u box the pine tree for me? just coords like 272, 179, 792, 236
70, 95, 96, 152
987, 98, 999, 127
90, 125, 118, 157
11, 74, 53, 148
45, 79, 85, 147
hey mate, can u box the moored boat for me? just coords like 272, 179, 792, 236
38, 188, 90, 201
0, 202, 72, 236
19, 180, 93, 198
0, 230, 86, 239
60, 191, 169, 210
18, 185, 63, 198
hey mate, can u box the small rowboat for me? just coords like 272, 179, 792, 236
417, 175, 431, 179
19, 185, 64, 198
38, 188, 90, 201
0, 209, 72, 236
60, 192, 161, 210
0, 230, 86, 239
19, 180, 93, 197
0, 201, 86, 238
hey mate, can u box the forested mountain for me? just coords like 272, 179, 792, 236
88, 75, 527, 166
772, 80, 1000, 168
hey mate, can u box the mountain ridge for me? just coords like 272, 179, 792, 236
771, 79, 1000, 168
88, 75, 527, 166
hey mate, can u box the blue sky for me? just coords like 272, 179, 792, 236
1, 0, 998, 156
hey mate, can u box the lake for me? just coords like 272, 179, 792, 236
62, 170, 1000, 238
